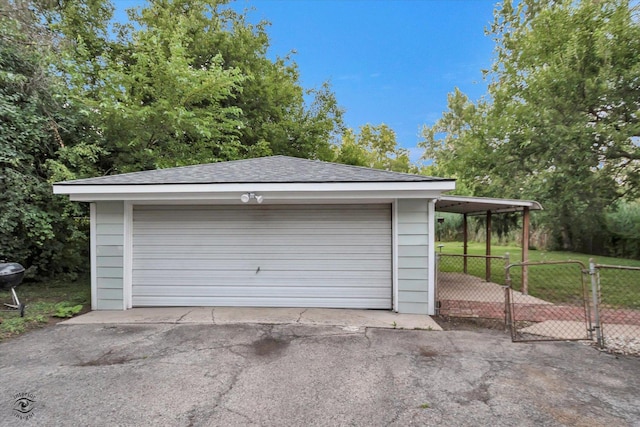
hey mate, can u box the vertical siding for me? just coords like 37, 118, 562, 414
95, 201, 124, 309
397, 199, 429, 314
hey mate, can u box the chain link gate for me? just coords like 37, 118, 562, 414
591, 262, 640, 354
505, 261, 594, 342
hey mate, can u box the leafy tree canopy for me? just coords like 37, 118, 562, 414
0, 0, 95, 276
333, 123, 416, 173
421, 0, 640, 253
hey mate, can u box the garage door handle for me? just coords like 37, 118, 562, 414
256, 267, 260, 274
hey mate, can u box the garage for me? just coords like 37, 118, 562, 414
53, 155, 456, 314
132, 204, 392, 308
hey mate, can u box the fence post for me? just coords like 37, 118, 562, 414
504, 265, 515, 339
485, 210, 492, 282
521, 206, 530, 295
463, 213, 468, 274
589, 258, 603, 348
504, 252, 510, 275
435, 254, 440, 315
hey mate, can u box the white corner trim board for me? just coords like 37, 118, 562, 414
427, 199, 437, 315
89, 203, 97, 311
123, 201, 133, 309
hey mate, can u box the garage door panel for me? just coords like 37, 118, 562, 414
131, 227, 388, 235
132, 296, 391, 309
132, 204, 392, 308
134, 220, 391, 231
131, 277, 390, 287
133, 235, 390, 246
133, 285, 392, 299
133, 259, 389, 271
134, 245, 391, 255
134, 270, 391, 280
133, 252, 390, 261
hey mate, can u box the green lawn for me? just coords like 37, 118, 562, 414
437, 241, 640, 266
0, 277, 90, 341
438, 242, 640, 309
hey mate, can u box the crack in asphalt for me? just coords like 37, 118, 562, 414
222, 406, 259, 425
455, 359, 507, 412
211, 308, 216, 324
211, 366, 243, 412
364, 328, 372, 348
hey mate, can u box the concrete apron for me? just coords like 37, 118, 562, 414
60, 307, 442, 331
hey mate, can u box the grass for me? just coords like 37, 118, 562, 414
437, 241, 640, 266
438, 242, 640, 309
0, 276, 90, 341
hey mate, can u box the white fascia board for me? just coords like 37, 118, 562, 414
64, 189, 454, 203
54, 180, 455, 197
438, 195, 541, 209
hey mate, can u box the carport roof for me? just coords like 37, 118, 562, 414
436, 195, 543, 216
56, 155, 455, 185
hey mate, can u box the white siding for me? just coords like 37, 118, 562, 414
397, 199, 430, 314
132, 204, 392, 308
95, 201, 124, 309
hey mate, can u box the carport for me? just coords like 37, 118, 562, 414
435, 195, 543, 292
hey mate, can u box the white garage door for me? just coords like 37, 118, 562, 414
132, 204, 392, 308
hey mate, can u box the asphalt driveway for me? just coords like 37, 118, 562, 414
1, 323, 639, 426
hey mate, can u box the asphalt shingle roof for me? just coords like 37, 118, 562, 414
56, 156, 453, 185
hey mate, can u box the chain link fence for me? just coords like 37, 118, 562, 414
436, 254, 640, 356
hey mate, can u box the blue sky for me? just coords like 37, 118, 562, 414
112, 0, 498, 164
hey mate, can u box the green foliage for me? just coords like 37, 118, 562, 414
605, 200, 640, 258
53, 302, 83, 318
0, 3, 93, 276
333, 124, 416, 172
62, 0, 345, 172
0, 276, 90, 340
420, 89, 493, 196
95, 0, 246, 171
422, 0, 640, 255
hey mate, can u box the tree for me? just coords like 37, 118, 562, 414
0, 1, 94, 276
334, 123, 415, 173
421, 0, 640, 253
72, 0, 345, 172
420, 89, 495, 196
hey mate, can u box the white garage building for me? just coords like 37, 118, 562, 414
53, 156, 455, 314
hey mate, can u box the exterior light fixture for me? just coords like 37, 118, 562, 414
240, 193, 264, 204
